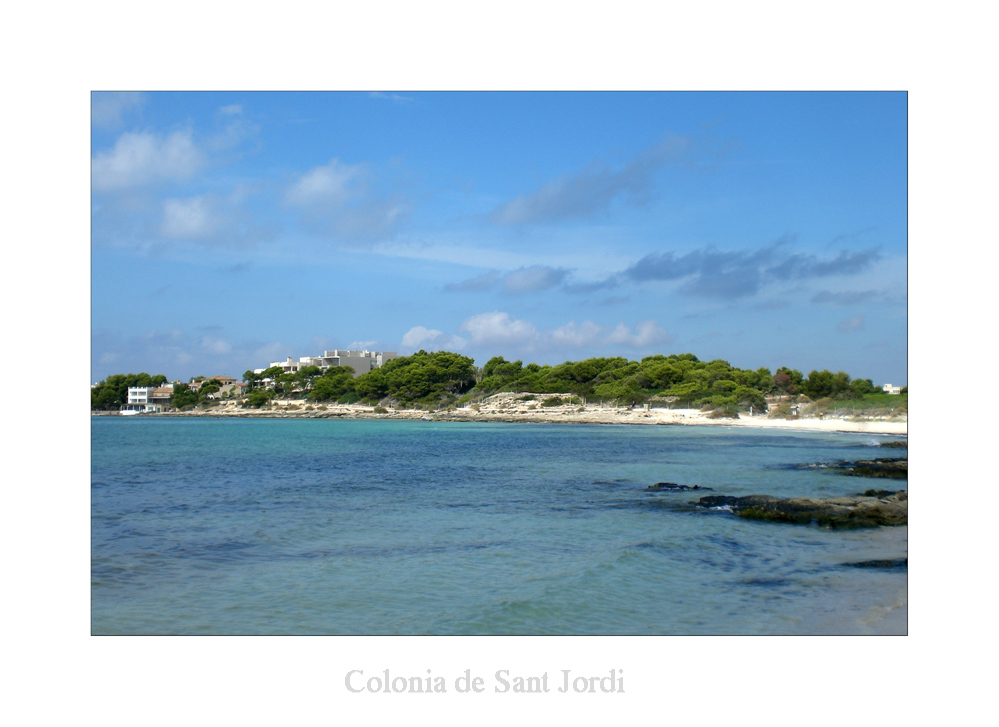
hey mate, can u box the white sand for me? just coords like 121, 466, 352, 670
181, 392, 907, 436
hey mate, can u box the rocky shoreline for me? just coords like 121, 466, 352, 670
644, 450, 908, 529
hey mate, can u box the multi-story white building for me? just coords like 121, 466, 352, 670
882, 384, 903, 395
258, 350, 398, 379
314, 350, 397, 376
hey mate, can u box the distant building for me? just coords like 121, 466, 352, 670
150, 385, 173, 409
260, 349, 398, 379
123, 384, 173, 413
882, 384, 903, 395
314, 349, 398, 377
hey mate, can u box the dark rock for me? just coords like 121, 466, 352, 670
844, 458, 907, 479
698, 494, 776, 508
646, 482, 713, 492
785, 457, 907, 479
843, 558, 908, 569
696, 491, 907, 529
877, 440, 908, 448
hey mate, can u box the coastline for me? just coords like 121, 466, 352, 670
95, 392, 907, 436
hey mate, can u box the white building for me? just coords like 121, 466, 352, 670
314, 349, 398, 376
261, 349, 398, 379
882, 384, 903, 395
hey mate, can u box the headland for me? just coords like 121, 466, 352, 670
113, 391, 907, 436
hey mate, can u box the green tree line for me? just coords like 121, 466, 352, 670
95, 353, 896, 413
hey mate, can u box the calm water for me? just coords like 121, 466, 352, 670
91, 417, 907, 634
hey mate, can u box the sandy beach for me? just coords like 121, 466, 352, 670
142, 391, 907, 436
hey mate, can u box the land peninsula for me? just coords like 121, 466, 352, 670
92, 350, 907, 436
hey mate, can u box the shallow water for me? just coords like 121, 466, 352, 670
91, 418, 906, 634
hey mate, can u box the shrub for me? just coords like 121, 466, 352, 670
541, 396, 565, 407
372, 405, 388, 414
706, 405, 740, 419
769, 402, 793, 419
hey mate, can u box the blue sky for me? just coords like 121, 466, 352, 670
91, 91, 907, 385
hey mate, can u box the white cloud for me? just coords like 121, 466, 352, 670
284, 158, 410, 238
606, 320, 674, 347
551, 320, 603, 347
417, 313, 677, 355
92, 130, 202, 191
91, 92, 145, 129
201, 335, 232, 355
156, 186, 269, 247
160, 195, 218, 239
401, 327, 467, 351
460, 311, 540, 347
219, 104, 243, 116
346, 340, 379, 350
285, 158, 364, 208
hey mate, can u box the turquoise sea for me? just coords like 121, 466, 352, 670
91, 417, 907, 635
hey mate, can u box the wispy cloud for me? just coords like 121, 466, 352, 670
836, 316, 865, 333
825, 226, 877, 248
767, 248, 882, 280
92, 92, 146, 130
158, 186, 270, 248
503, 265, 571, 293
160, 195, 220, 239
443, 271, 500, 293
811, 290, 880, 306
491, 134, 693, 225
369, 92, 414, 104
284, 157, 410, 239
93, 327, 244, 377
623, 239, 882, 299
92, 129, 203, 191
445, 265, 571, 294
442, 238, 884, 303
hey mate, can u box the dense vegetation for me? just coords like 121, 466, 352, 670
239, 350, 479, 409
470, 353, 775, 410
239, 351, 885, 412
95, 352, 899, 414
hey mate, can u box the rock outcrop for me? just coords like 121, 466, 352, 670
646, 482, 713, 492
697, 490, 907, 528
